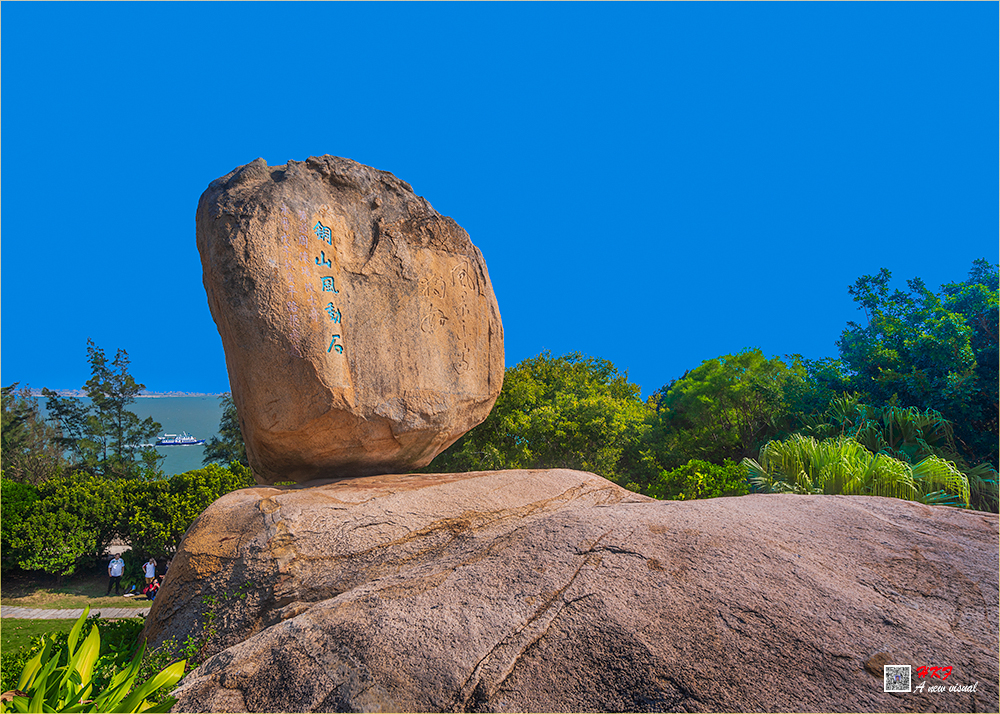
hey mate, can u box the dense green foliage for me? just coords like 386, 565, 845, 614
633, 349, 810, 477
1, 386, 67, 484
639, 459, 750, 501
744, 435, 971, 507
40, 340, 163, 481
201, 394, 248, 467
1, 463, 254, 577
0, 609, 184, 713
838, 260, 998, 468
428, 352, 649, 476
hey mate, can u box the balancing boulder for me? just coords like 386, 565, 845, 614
197, 156, 504, 484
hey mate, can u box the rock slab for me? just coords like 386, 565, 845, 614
197, 156, 503, 484
147, 471, 999, 713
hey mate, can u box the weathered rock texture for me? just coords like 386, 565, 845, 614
197, 156, 503, 484
147, 470, 999, 713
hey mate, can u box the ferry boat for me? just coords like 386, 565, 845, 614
155, 432, 206, 446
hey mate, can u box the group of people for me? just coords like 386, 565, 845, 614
106, 554, 171, 600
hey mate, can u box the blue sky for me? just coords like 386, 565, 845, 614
2, 2, 997, 397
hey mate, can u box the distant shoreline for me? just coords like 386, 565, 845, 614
30, 390, 228, 398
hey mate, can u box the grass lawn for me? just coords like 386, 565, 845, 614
0, 619, 78, 651
1, 572, 150, 611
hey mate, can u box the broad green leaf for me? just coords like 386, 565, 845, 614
16, 650, 44, 693
74, 628, 101, 686
116, 660, 185, 713
66, 608, 90, 654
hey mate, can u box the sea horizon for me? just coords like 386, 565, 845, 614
29, 389, 228, 398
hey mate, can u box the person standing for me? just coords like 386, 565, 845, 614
143, 557, 157, 585
107, 554, 125, 596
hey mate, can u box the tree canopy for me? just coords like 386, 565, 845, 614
427, 352, 648, 479
1, 463, 255, 576
42, 340, 163, 480
636, 349, 809, 474
1, 384, 66, 484
838, 260, 998, 467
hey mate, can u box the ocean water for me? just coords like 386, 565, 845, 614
131, 396, 226, 476
38, 395, 227, 477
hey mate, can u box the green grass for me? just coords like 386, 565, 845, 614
0, 619, 76, 651
1, 572, 150, 610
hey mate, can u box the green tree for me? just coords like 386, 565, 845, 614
1, 384, 66, 484
9, 509, 99, 578
43, 340, 163, 479
166, 462, 254, 531
202, 394, 247, 467
641, 349, 808, 473
427, 352, 650, 480
838, 260, 998, 468
2, 462, 256, 577
121, 462, 255, 557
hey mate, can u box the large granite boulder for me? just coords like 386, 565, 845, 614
196, 156, 503, 484
145, 471, 999, 713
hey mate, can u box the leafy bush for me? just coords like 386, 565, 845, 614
4, 473, 120, 576
1, 480, 38, 572
2, 462, 255, 577
647, 459, 750, 501
7, 510, 97, 577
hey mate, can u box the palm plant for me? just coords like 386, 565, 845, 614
794, 396, 996, 510
743, 434, 970, 507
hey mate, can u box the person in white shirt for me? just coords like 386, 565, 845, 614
107, 555, 125, 595
143, 558, 157, 585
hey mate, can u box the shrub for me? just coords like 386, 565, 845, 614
1, 479, 38, 572
647, 459, 749, 501
3, 462, 255, 577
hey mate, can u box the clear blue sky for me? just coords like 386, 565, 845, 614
2, 2, 997, 397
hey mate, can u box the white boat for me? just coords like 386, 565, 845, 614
155, 432, 206, 446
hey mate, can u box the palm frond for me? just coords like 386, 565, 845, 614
912, 456, 970, 508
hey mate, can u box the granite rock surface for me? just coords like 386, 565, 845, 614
196, 156, 503, 484
144, 470, 999, 713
